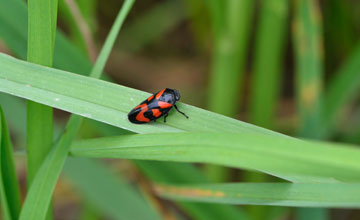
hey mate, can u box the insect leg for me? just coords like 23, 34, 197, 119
174, 105, 189, 119
163, 113, 169, 123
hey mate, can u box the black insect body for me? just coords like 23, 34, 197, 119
128, 88, 189, 124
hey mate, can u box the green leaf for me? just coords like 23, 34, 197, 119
206, 0, 255, 181
207, 0, 254, 117
26, 0, 58, 188
63, 158, 160, 220
246, 2, 289, 217
70, 132, 360, 183
293, 0, 324, 138
136, 161, 250, 220
0, 107, 22, 220
0, 0, 93, 75
26, 1, 58, 219
249, 0, 288, 129
155, 182, 360, 208
324, 42, 360, 135
0, 52, 284, 136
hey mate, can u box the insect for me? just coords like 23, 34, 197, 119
128, 88, 189, 124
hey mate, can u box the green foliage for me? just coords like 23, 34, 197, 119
70, 132, 360, 183
0, 53, 279, 136
26, 0, 58, 187
18, 1, 135, 220
1, 0, 360, 219
0, 107, 21, 220
64, 158, 160, 220
155, 182, 360, 208
293, 0, 324, 138
249, 0, 288, 129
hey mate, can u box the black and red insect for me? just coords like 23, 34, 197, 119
128, 88, 189, 124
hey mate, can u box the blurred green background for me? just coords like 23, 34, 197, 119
1, 0, 360, 219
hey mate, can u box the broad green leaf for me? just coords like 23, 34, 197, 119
0, 107, 21, 220
63, 158, 160, 220
70, 132, 360, 183
18, 1, 136, 220
155, 183, 360, 208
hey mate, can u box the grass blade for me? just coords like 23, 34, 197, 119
26, 0, 58, 187
323, 43, 360, 135
249, 0, 288, 129
136, 161, 250, 220
292, 0, 324, 138
70, 132, 360, 183
0, 107, 21, 220
207, 0, 254, 117
18, 1, 135, 220
206, 0, 254, 181
26, 1, 58, 219
0, 52, 286, 136
155, 183, 360, 208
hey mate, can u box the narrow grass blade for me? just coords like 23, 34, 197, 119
249, 0, 288, 129
206, 0, 254, 181
155, 183, 360, 208
26, 1, 58, 219
0, 107, 21, 220
70, 132, 360, 183
26, 0, 58, 187
323, 43, 360, 135
136, 161, 250, 220
207, 0, 254, 117
18, 1, 136, 220
292, 0, 324, 138
0, 52, 286, 136
63, 158, 160, 220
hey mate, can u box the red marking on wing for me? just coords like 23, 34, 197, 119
134, 104, 142, 109
147, 95, 154, 102
158, 101, 172, 109
152, 109, 162, 117
155, 89, 166, 99
135, 104, 150, 122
